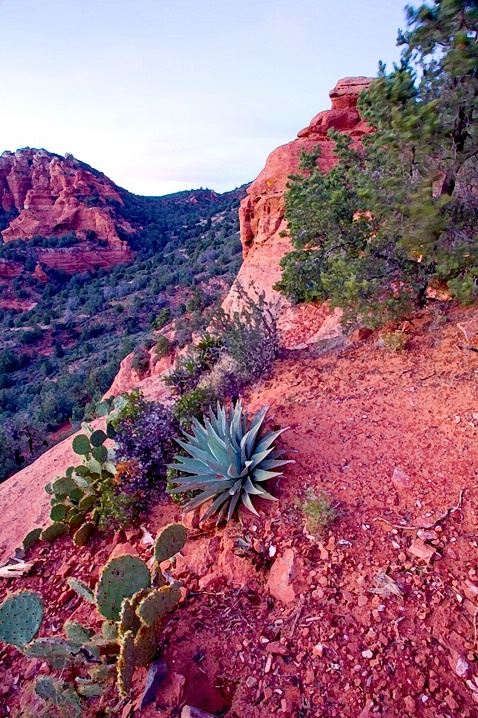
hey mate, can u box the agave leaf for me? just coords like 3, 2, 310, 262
249, 405, 269, 433
241, 492, 260, 517
226, 489, 243, 521
169, 479, 234, 493
182, 489, 219, 512
188, 444, 229, 471
255, 428, 289, 454
170, 456, 225, 475
243, 421, 264, 460
240, 434, 248, 465
215, 502, 229, 525
249, 447, 275, 469
227, 462, 241, 479
243, 477, 265, 495
251, 486, 279, 501
252, 468, 282, 482
200, 491, 231, 522
259, 458, 295, 470
205, 424, 228, 464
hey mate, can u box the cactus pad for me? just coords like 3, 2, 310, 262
134, 623, 160, 667
64, 620, 94, 644
117, 630, 136, 698
67, 577, 95, 603
35, 676, 82, 718
154, 523, 187, 563
90, 429, 108, 447
0, 590, 43, 647
51, 475, 79, 495
25, 637, 83, 669
95, 555, 151, 621
72, 434, 92, 455
50, 503, 68, 522
22, 527, 42, 551
73, 521, 96, 546
137, 587, 181, 627
101, 620, 119, 640
41, 522, 68, 542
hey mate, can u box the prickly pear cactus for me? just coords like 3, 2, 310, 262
22, 527, 41, 551
134, 623, 159, 668
118, 589, 150, 636
95, 555, 151, 621
41, 522, 68, 542
117, 630, 136, 698
63, 620, 94, 644
34, 676, 83, 718
73, 521, 96, 547
67, 577, 95, 604
154, 523, 187, 564
24, 637, 84, 669
137, 587, 181, 627
0, 590, 43, 648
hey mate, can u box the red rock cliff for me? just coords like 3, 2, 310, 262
226, 77, 373, 347
0, 148, 134, 281
0, 148, 133, 254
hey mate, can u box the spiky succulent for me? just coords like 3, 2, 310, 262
168, 401, 292, 523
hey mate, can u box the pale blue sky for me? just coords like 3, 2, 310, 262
0, 0, 407, 195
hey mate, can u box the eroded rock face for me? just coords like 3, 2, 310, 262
225, 77, 373, 348
0, 148, 133, 260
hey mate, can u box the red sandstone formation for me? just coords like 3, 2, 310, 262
226, 77, 373, 347
0, 148, 133, 267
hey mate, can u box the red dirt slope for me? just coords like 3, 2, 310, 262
1, 303, 478, 717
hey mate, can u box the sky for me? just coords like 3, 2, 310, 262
0, 0, 407, 196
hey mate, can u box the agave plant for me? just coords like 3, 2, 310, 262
168, 401, 292, 523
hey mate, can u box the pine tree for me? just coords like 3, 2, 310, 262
276, 0, 478, 327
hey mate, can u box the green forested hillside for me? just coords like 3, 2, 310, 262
0, 186, 246, 482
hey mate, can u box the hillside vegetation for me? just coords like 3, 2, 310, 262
0, 186, 245, 482
277, 0, 478, 327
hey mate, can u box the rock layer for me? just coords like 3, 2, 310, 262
0, 148, 132, 248
226, 77, 373, 348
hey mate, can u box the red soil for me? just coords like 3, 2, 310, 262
2, 303, 478, 717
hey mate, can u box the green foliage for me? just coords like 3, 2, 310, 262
164, 333, 222, 396
0, 590, 43, 647
150, 307, 172, 330
172, 385, 218, 428
154, 334, 173, 359
35, 425, 121, 546
169, 401, 292, 523
212, 289, 279, 386
301, 489, 337, 536
0, 186, 244, 486
111, 391, 179, 501
22, 527, 42, 550
131, 346, 150, 376
277, 1, 478, 326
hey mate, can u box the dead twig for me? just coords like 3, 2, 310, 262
458, 344, 478, 353
374, 486, 476, 531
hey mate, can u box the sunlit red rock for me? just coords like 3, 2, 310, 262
0, 148, 133, 264
225, 77, 374, 348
